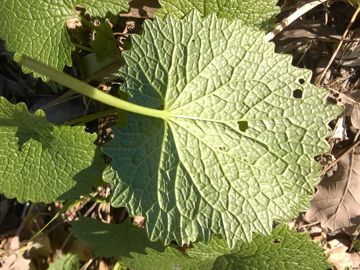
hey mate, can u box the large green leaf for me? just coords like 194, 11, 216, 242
70, 218, 164, 258
0, 97, 102, 203
0, 0, 128, 79
157, 0, 280, 30
123, 225, 330, 270
102, 11, 341, 247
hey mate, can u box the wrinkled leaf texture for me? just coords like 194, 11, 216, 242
123, 225, 330, 270
102, 11, 341, 247
157, 0, 280, 30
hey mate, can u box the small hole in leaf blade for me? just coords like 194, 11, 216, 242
292, 89, 303, 99
272, 239, 281, 244
238, 121, 248, 132
298, 78, 305, 85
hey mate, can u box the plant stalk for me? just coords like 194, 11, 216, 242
14, 54, 169, 120
65, 108, 119, 126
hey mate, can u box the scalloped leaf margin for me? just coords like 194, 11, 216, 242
102, 11, 341, 247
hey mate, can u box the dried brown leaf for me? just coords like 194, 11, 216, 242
325, 239, 360, 270
1, 254, 33, 270
305, 148, 360, 231
0, 236, 34, 270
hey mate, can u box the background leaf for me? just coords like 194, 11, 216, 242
0, 0, 128, 79
157, 0, 280, 30
102, 11, 341, 247
124, 248, 199, 270
48, 254, 79, 270
70, 218, 164, 258
0, 97, 103, 203
123, 225, 330, 270
305, 148, 360, 231
90, 21, 118, 62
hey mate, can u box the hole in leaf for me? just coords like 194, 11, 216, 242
326, 96, 338, 104
237, 121, 248, 132
292, 89, 303, 99
298, 78, 305, 85
272, 239, 281, 244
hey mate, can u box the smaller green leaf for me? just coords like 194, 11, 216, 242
113, 261, 128, 270
0, 97, 103, 203
70, 218, 165, 258
123, 225, 330, 270
48, 254, 79, 270
157, 0, 280, 30
0, 0, 129, 80
90, 22, 118, 62
126, 247, 200, 270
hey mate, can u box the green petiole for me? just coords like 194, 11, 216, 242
14, 54, 169, 120
65, 108, 119, 126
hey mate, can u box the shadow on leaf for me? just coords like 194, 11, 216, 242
58, 146, 105, 201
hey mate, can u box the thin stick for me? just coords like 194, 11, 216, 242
315, 5, 360, 85
264, 0, 329, 42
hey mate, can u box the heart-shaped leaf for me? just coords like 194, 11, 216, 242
102, 11, 341, 247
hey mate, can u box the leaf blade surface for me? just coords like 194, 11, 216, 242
70, 217, 164, 258
102, 12, 341, 247
157, 0, 280, 30
48, 254, 79, 270
123, 225, 330, 270
0, 97, 102, 203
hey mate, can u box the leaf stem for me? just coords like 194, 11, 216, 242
73, 43, 93, 52
15, 55, 169, 120
65, 108, 119, 126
